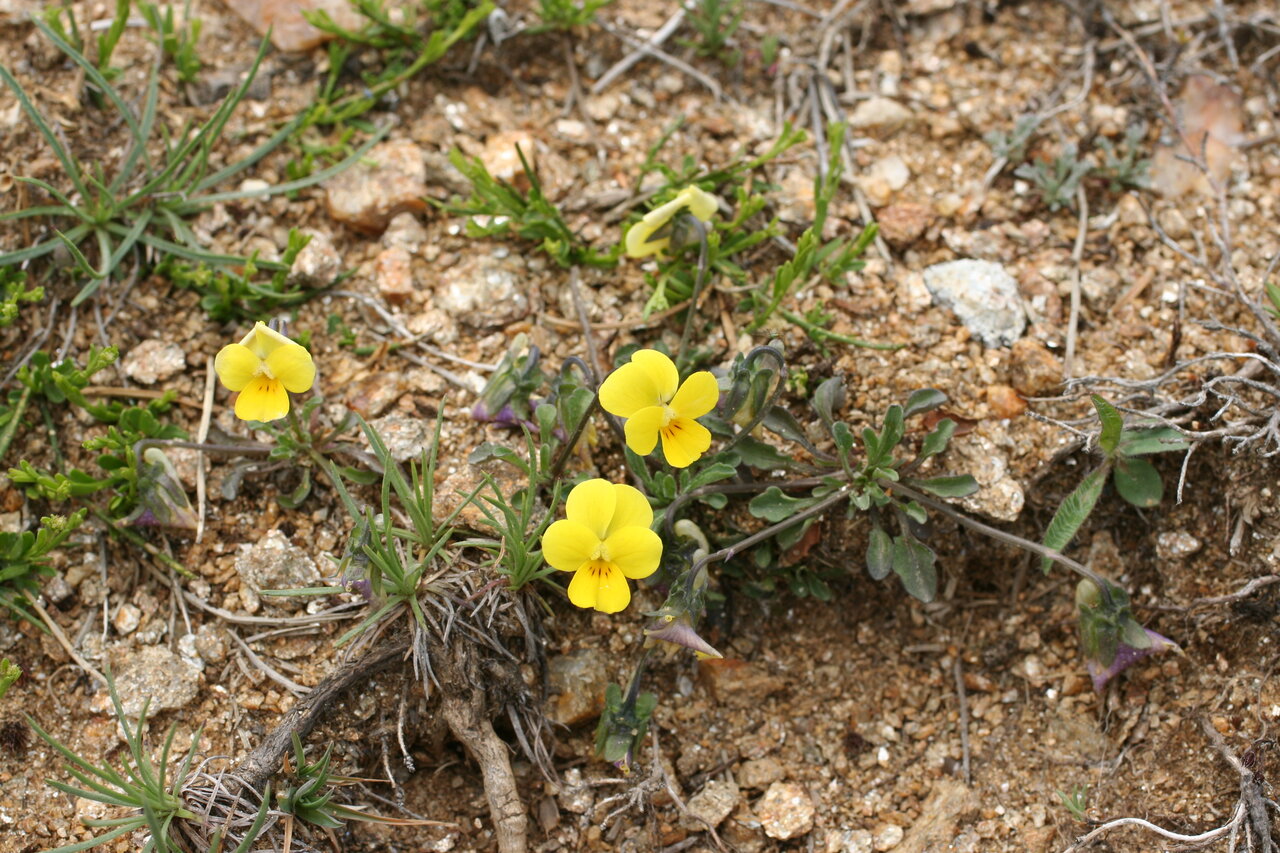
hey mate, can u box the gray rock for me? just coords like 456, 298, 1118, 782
289, 230, 343, 287
195, 623, 228, 663
234, 530, 320, 610
113, 603, 141, 636
738, 757, 785, 790
436, 252, 530, 328
756, 781, 815, 840
122, 340, 186, 385
1157, 531, 1202, 559
848, 97, 913, 137
682, 778, 740, 830
556, 767, 593, 815
113, 645, 201, 716
382, 212, 429, 254
921, 259, 1027, 347
841, 829, 875, 853
873, 824, 904, 851
367, 413, 432, 463
547, 648, 608, 726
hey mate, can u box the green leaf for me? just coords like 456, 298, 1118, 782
683, 462, 738, 492
731, 436, 806, 471
1040, 466, 1107, 573
1113, 457, 1162, 507
909, 474, 979, 498
892, 535, 936, 602
761, 407, 809, 445
748, 486, 819, 523
904, 388, 947, 418
866, 526, 892, 580
880, 405, 905, 453
1116, 427, 1190, 457
832, 421, 855, 458
1091, 395, 1123, 456
918, 418, 956, 461
811, 376, 844, 432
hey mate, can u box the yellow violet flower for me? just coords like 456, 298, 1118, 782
599, 350, 718, 468
542, 479, 662, 613
624, 186, 718, 258
214, 322, 316, 422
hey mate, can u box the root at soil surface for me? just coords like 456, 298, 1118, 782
233, 631, 410, 791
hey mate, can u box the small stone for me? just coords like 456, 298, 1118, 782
113, 603, 142, 636
922, 259, 1027, 348
481, 130, 536, 190
220, 0, 365, 52
738, 757, 785, 790
1156, 531, 1203, 559
436, 252, 530, 328
547, 648, 609, 726
841, 829, 874, 853
366, 413, 432, 463
374, 246, 415, 304
1061, 672, 1086, 696
848, 97, 913, 138
44, 575, 74, 605
188, 65, 272, 106
698, 659, 786, 709
1009, 339, 1063, 396
346, 372, 408, 418
756, 782, 815, 840
234, 530, 320, 611
872, 824, 904, 851
860, 154, 911, 206
682, 779, 740, 830
194, 624, 228, 663
110, 645, 201, 716
986, 384, 1026, 418
382, 212, 429, 254
177, 633, 203, 671
557, 767, 594, 815
289, 230, 342, 287
777, 168, 816, 223
325, 140, 429, 234
406, 308, 459, 345
876, 202, 933, 245
121, 340, 186, 385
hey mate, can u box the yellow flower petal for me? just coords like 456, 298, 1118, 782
593, 563, 632, 613
566, 563, 600, 610
632, 350, 679, 401
624, 188, 718, 258
624, 219, 671, 259
265, 343, 316, 393
599, 350, 678, 417
234, 376, 290, 422
606, 483, 653, 535
567, 561, 631, 612
676, 186, 718, 221
541, 519, 597, 574
670, 370, 719, 420
214, 343, 260, 392
604, 527, 662, 580
566, 478, 617, 540
660, 417, 712, 468
622, 406, 664, 456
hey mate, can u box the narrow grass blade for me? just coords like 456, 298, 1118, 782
12, 176, 93, 222
0, 63, 88, 200
31, 18, 151, 176
184, 125, 386, 207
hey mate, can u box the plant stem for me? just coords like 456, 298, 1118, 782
675, 218, 709, 372
780, 308, 903, 351
887, 482, 1118, 606
0, 384, 31, 465
683, 484, 850, 595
